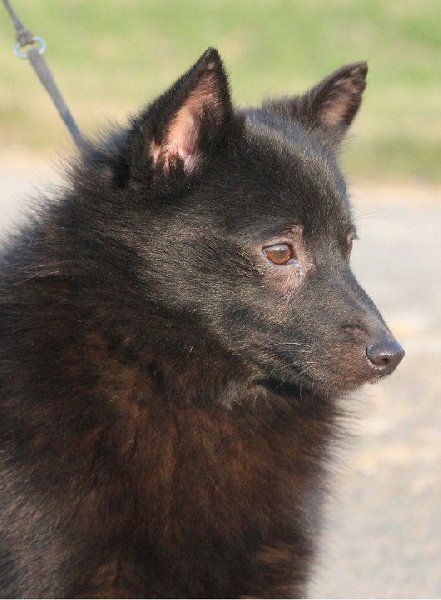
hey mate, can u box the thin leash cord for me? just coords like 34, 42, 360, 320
2, 0, 86, 151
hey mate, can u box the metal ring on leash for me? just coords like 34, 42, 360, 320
14, 36, 46, 60
3, 0, 85, 149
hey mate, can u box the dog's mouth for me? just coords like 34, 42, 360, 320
242, 328, 404, 399
253, 343, 403, 397
249, 351, 332, 397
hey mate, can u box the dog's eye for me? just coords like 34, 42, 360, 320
263, 244, 296, 265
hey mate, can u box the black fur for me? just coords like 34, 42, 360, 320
0, 48, 403, 598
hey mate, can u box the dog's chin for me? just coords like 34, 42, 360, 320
257, 377, 314, 399
257, 367, 373, 400
248, 351, 383, 400
259, 375, 354, 400
249, 358, 327, 399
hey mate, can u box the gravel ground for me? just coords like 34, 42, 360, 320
311, 184, 441, 599
1, 164, 440, 598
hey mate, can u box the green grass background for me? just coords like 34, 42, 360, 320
0, 0, 440, 182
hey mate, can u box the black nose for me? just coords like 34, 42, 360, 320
366, 337, 405, 375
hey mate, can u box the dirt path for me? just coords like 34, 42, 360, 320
1, 165, 440, 598
311, 184, 441, 598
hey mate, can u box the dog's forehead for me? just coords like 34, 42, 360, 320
209, 119, 354, 239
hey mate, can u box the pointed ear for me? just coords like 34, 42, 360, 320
133, 48, 232, 177
263, 62, 368, 152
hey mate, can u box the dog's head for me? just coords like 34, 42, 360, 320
86, 48, 404, 396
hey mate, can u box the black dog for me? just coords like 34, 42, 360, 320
0, 48, 404, 598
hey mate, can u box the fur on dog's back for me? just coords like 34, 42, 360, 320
0, 49, 403, 598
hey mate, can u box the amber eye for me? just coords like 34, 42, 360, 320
263, 244, 296, 265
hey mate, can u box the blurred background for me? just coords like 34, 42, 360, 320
0, 0, 440, 181
0, 1, 440, 597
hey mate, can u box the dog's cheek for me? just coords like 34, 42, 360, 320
313, 342, 371, 392
287, 313, 370, 392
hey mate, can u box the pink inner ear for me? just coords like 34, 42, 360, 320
150, 69, 222, 174
150, 104, 200, 173
320, 76, 364, 127
174, 104, 200, 172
